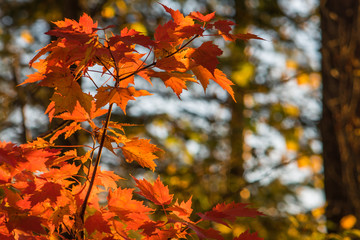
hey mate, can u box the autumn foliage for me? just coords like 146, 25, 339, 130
0, 4, 264, 239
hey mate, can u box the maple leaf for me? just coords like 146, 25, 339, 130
47, 76, 93, 115
85, 211, 112, 235
50, 205, 71, 227
159, 3, 194, 26
20, 146, 60, 172
197, 202, 264, 227
94, 167, 124, 190
108, 27, 155, 49
0, 142, 26, 168
147, 71, 196, 97
6, 214, 46, 234
46, 13, 98, 43
95, 86, 151, 114
139, 221, 165, 236
49, 122, 82, 143
187, 223, 224, 240
55, 101, 107, 122
145, 228, 178, 240
233, 230, 263, 240
192, 65, 235, 101
28, 40, 59, 67
121, 138, 161, 171
174, 24, 204, 39
40, 163, 80, 182
166, 197, 193, 222
155, 55, 186, 72
234, 33, 265, 41
208, 20, 235, 36
133, 176, 173, 206
107, 187, 153, 227
0, 167, 12, 184
190, 11, 216, 23
154, 20, 178, 44
190, 41, 222, 74
29, 182, 63, 207
20, 59, 47, 85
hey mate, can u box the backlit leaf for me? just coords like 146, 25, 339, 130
133, 176, 173, 205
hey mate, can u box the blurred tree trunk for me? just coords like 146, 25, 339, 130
320, 0, 360, 232
225, 0, 249, 199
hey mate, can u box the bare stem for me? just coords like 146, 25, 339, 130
79, 102, 114, 222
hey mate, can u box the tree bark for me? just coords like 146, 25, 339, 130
320, 0, 360, 232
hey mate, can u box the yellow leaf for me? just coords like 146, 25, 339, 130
297, 73, 309, 85
102, 6, 115, 18
283, 104, 300, 117
341, 215, 357, 229
232, 62, 254, 87
297, 156, 310, 168
130, 22, 147, 36
21, 30, 34, 44
286, 140, 299, 151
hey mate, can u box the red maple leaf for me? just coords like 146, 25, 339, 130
6, 214, 46, 234
29, 182, 62, 207
190, 41, 222, 73
84, 211, 112, 235
133, 176, 173, 206
197, 202, 264, 227
187, 223, 224, 240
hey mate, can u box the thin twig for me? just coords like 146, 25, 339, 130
79, 103, 114, 223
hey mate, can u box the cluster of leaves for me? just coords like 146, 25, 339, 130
0, 4, 263, 239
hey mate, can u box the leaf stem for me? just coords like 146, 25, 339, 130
79, 102, 114, 223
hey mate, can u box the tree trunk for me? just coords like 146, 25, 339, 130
320, 0, 360, 232
225, 0, 250, 199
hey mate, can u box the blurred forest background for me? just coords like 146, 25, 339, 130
1, 0, 359, 239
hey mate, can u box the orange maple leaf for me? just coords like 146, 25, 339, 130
121, 138, 161, 171
133, 176, 173, 206
166, 197, 193, 222
49, 122, 82, 143
55, 101, 107, 122
192, 65, 236, 101
107, 187, 153, 223
147, 71, 196, 98
189, 11, 216, 23
95, 86, 151, 114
